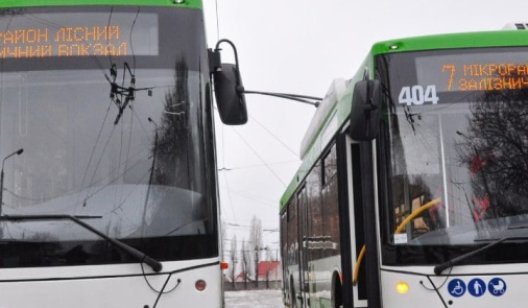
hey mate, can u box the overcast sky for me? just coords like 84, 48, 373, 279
201, 0, 528, 256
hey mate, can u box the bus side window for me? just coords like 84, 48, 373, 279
321, 144, 340, 258
322, 144, 338, 186
308, 162, 323, 261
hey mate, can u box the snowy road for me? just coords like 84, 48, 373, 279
225, 289, 283, 308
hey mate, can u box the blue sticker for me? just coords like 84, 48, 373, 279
488, 278, 506, 297
448, 279, 466, 297
468, 278, 486, 297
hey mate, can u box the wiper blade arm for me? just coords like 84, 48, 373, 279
0, 215, 162, 272
433, 236, 525, 275
2, 215, 102, 220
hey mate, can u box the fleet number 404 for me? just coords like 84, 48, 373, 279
398, 85, 439, 106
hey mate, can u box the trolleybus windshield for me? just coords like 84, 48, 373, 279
0, 6, 217, 268
378, 47, 528, 250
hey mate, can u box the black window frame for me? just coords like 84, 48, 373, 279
376, 50, 528, 267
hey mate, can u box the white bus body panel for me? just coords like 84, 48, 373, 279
381, 263, 528, 308
0, 258, 221, 308
308, 255, 341, 305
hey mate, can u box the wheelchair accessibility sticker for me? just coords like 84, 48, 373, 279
448, 279, 466, 297
448, 277, 507, 298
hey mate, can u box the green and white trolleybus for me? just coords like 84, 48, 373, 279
280, 28, 528, 308
0, 0, 248, 307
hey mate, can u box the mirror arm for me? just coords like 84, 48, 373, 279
364, 80, 379, 115
243, 90, 321, 107
364, 103, 378, 120
210, 39, 248, 125
365, 104, 378, 112
213, 39, 245, 93
208, 48, 221, 73
212, 39, 321, 108
214, 39, 242, 73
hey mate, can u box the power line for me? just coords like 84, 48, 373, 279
221, 187, 279, 205
222, 251, 280, 255
248, 114, 298, 158
231, 128, 287, 187
223, 240, 279, 245
224, 222, 279, 232
214, 0, 220, 42
222, 238, 280, 245
217, 187, 278, 209
217, 160, 299, 172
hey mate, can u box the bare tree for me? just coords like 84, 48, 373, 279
264, 247, 273, 289
458, 88, 528, 220
154, 59, 190, 189
229, 235, 237, 289
240, 239, 249, 289
249, 216, 263, 287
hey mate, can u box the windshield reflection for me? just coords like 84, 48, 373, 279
0, 66, 210, 242
388, 89, 528, 245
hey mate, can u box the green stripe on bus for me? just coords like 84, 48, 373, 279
372, 30, 528, 55
0, 0, 202, 9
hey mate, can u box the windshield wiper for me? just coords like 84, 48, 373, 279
433, 236, 528, 275
0, 214, 162, 272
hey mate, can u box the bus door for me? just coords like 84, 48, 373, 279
288, 197, 301, 307
297, 186, 310, 307
346, 138, 368, 308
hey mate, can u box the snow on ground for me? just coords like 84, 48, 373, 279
225, 289, 283, 308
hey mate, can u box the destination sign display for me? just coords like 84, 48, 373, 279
416, 52, 528, 92
0, 13, 158, 59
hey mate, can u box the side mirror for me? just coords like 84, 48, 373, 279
213, 63, 248, 125
349, 80, 381, 141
